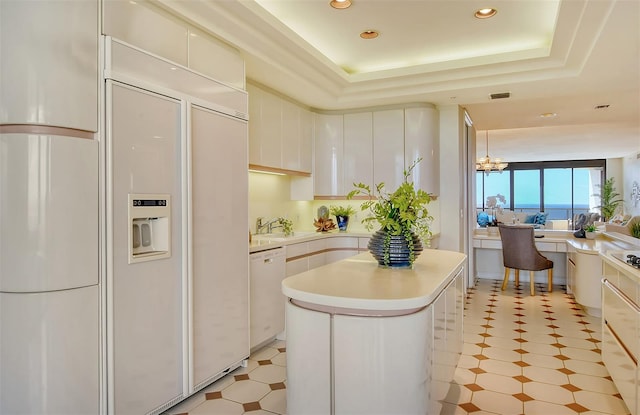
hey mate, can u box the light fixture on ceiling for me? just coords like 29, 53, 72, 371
476, 130, 508, 175
330, 0, 351, 9
475, 8, 497, 19
360, 30, 379, 39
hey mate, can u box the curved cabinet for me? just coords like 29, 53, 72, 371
0, 0, 98, 131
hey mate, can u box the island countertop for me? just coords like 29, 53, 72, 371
281, 249, 467, 312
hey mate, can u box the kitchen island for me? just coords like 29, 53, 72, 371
282, 249, 467, 415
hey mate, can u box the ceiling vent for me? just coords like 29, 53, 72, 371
490, 92, 511, 100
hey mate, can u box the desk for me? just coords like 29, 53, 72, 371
473, 229, 639, 315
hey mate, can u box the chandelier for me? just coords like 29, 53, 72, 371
476, 130, 508, 175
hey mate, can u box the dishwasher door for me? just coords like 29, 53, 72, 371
250, 247, 287, 349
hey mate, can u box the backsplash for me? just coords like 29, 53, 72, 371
249, 172, 441, 236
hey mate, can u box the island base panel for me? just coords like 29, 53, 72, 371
285, 301, 331, 414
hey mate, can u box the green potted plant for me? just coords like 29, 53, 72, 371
596, 178, 623, 222
347, 158, 434, 268
584, 223, 597, 240
329, 205, 356, 232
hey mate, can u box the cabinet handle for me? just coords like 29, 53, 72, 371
264, 258, 273, 264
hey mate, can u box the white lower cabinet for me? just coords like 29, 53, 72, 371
285, 236, 364, 277
250, 248, 286, 349
601, 258, 639, 415
285, 301, 331, 414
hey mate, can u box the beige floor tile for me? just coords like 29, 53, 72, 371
478, 358, 522, 377
437, 401, 468, 414
227, 360, 258, 376
471, 390, 524, 414
569, 373, 620, 394
443, 381, 473, 404
481, 345, 524, 362
483, 335, 522, 349
560, 347, 603, 362
520, 352, 565, 369
523, 381, 574, 405
453, 366, 477, 384
248, 364, 287, 384
523, 399, 579, 415
461, 342, 483, 356
271, 352, 286, 367
574, 390, 631, 414
221, 379, 271, 403
520, 341, 567, 356
188, 398, 245, 415
457, 353, 481, 369
522, 365, 570, 385
250, 347, 280, 361
260, 389, 286, 414
564, 359, 610, 377
475, 372, 523, 394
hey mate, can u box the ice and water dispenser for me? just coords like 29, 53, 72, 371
128, 194, 171, 263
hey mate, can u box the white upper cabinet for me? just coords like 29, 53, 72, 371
344, 112, 373, 192
0, 0, 98, 131
260, 91, 283, 168
247, 83, 312, 174
314, 113, 344, 196
103, 0, 244, 89
373, 109, 405, 191
404, 106, 439, 195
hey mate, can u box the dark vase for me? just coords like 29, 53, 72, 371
367, 229, 423, 268
336, 215, 349, 231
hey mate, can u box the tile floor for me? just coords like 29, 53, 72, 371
164, 278, 631, 415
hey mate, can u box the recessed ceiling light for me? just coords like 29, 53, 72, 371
475, 8, 497, 19
360, 30, 379, 39
330, 0, 351, 9
540, 112, 557, 118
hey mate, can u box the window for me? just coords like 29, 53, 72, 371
476, 160, 605, 221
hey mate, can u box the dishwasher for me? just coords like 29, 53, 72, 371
250, 247, 287, 349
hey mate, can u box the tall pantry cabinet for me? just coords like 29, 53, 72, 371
0, 1, 101, 414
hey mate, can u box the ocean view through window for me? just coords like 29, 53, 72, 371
476, 160, 606, 221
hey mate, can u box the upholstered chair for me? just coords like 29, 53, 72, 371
497, 224, 554, 296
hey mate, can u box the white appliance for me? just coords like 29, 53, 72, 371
250, 247, 287, 349
0, 131, 100, 414
105, 36, 249, 414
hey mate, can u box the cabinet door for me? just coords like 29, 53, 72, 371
103, 0, 188, 67
299, 108, 313, 173
1, 0, 98, 130
373, 110, 404, 191
404, 107, 439, 195
282, 99, 301, 171
260, 92, 283, 168
247, 84, 263, 165
314, 113, 344, 196
191, 105, 249, 388
344, 112, 373, 192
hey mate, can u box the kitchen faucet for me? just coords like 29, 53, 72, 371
255, 217, 282, 234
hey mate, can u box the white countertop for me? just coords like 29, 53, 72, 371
473, 228, 638, 255
599, 250, 640, 282
249, 230, 373, 253
282, 250, 466, 312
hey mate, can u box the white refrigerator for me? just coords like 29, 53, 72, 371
0, 131, 100, 414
